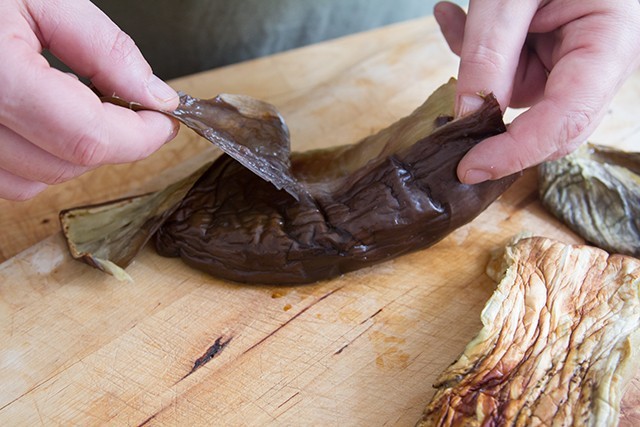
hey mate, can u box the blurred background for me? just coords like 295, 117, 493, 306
74, 0, 467, 80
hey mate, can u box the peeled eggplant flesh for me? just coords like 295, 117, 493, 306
538, 143, 640, 257
61, 79, 518, 284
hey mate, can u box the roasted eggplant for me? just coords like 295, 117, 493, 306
61, 79, 518, 284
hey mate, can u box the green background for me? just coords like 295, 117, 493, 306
82, 0, 466, 79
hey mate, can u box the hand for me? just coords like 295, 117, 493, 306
0, 0, 179, 201
434, 0, 640, 183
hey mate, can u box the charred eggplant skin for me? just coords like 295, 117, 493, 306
154, 96, 516, 284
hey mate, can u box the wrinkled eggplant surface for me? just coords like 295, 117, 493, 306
62, 80, 517, 284
539, 143, 640, 258
153, 82, 516, 283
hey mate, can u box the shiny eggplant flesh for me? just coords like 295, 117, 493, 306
153, 84, 517, 284
61, 79, 518, 284
538, 143, 640, 257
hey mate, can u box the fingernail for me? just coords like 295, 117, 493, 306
165, 119, 180, 143
456, 94, 485, 118
463, 168, 492, 184
148, 75, 178, 106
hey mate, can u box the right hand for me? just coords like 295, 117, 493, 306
0, 0, 180, 201
434, 0, 640, 184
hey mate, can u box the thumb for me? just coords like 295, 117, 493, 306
455, 0, 538, 117
30, 0, 178, 110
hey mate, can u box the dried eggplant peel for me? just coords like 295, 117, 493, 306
59, 163, 210, 280
539, 143, 640, 257
418, 236, 640, 427
61, 79, 518, 283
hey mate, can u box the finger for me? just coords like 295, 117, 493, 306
434, 2, 467, 56
0, 168, 47, 201
0, 124, 89, 184
26, 0, 178, 110
508, 39, 548, 108
458, 2, 640, 183
457, 53, 618, 183
455, 0, 539, 117
0, 38, 179, 166
434, 2, 549, 109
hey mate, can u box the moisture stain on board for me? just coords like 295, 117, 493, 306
370, 330, 410, 370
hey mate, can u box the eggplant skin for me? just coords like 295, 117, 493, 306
154, 96, 517, 284
538, 143, 640, 257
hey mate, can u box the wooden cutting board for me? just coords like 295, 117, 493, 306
1, 16, 639, 426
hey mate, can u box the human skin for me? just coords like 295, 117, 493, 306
0, 0, 179, 201
4, 1, 639, 200
434, 0, 640, 184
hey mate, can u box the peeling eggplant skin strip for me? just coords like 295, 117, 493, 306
169, 93, 312, 202
103, 93, 307, 201
538, 143, 640, 257
154, 95, 517, 284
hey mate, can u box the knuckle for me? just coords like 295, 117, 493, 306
41, 165, 82, 185
463, 44, 509, 75
543, 104, 597, 162
9, 183, 46, 201
68, 130, 108, 167
560, 108, 594, 146
106, 30, 139, 65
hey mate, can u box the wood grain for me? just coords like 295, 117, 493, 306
1, 16, 639, 426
